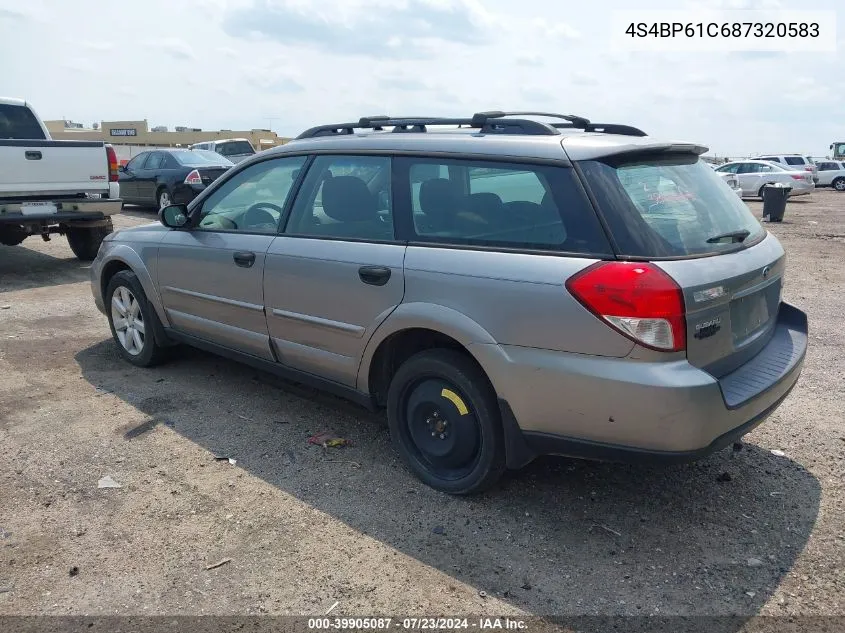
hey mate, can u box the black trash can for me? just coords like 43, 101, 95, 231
761, 183, 790, 222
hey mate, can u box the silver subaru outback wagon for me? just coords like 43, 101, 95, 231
90, 111, 808, 494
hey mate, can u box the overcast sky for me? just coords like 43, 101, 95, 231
1, 0, 843, 156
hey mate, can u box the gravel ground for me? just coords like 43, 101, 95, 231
0, 192, 843, 623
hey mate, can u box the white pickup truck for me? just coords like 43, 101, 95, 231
0, 97, 122, 260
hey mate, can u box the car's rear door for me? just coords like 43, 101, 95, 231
158, 155, 308, 360
264, 154, 405, 387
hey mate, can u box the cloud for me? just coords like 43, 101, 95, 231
570, 72, 598, 86
0, 7, 28, 20
516, 53, 544, 67
79, 41, 115, 52
530, 18, 580, 40
150, 38, 197, 60
224, 0, 493, 58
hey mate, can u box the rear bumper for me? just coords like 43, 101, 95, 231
0, 211, 113, 225
478, 302, 807, 464
0, 198, 122, 217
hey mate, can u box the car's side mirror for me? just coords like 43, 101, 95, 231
119, 165, 127, 172
159, 204, 190, 229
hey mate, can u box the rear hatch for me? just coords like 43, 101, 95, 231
578, 151, 783, 377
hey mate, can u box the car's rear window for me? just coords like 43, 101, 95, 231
579, 153, 766, 258
0, 104, 46, 140
218, 141, 255, 156
174, 150, 234, 166
784, 156, 807, 166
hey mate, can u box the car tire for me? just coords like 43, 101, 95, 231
0, 228, 27, 246
157, 187, 172, 210
832, 177, 845, 192
65, 219, 113, 261
386, 349, 506, 495
105, 270, 169, 368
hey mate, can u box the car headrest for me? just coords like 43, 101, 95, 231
322, 176, 378, 222
419, 178, 463, 221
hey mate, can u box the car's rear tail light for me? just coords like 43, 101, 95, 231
105, 145, 119, 182
791, 175, 805, 180
184, 169, 202, 185
566, 262, 687, 352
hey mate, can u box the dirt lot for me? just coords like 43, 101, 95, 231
1, 193, 843, 623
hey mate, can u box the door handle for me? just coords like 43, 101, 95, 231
233, 251, 256, 268
25, 151, 42, 160
358, 265, 391, 286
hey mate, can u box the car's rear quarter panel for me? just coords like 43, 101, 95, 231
402, 246, 635, 356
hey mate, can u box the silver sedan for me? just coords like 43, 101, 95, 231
715, 160, 815, 198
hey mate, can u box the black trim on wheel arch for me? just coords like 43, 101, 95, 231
517, 379, 799, 466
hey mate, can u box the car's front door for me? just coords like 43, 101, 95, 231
118, 152, 148, 202
264, 154, 405, 387
157, 155, 308, 360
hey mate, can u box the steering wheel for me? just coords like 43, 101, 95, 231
243, 202, 283, 230
200, 214, 238, 230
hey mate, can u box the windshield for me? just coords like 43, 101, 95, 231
173, 150, 233, 166
580, 154, 765, 258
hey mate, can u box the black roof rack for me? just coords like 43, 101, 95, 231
295, 111, 647, 140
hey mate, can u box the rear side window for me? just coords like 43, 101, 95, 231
784, 156, 806, 166
580, 154, 766, 258
144, 153, 164, 170
398, 157, 611, 255
0, 104, 46, 140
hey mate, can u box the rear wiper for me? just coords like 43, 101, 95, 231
706, 229, 751, 244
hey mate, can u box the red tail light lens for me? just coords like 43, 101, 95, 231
791, 175, 805, 180
184, 169, 202, 185
105, 145, 119, 182
566, 262, 686, 352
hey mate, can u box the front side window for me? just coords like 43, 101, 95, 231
197, 156, 307, 233
284, 155, 394, 241
716, 163, 739, 174
580, 154, 766, 258
125, 153, 148, 171
400, 157, 610, 254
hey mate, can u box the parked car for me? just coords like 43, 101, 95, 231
715, 160, 814, 198
0, 97, 121, 260
715, 171, 743, 196
814, 160, 845, 191
755, 154, 818, 184
190, 138, 256, 164
91, 111, 808, 494
118, 148, 233, 209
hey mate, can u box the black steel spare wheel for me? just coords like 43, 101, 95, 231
405, 378, 481, 477
386, 349, 506, 495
